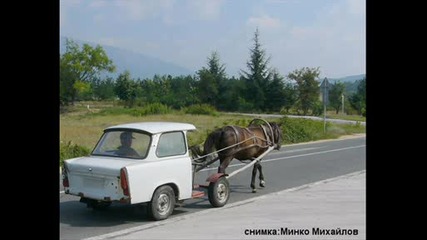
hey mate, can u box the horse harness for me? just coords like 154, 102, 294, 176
220, 124, 275, 157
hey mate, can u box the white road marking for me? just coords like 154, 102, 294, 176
199, 145, 365, 172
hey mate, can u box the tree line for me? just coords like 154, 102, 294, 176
60, 29, 366, 116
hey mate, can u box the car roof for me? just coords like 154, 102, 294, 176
105, 122, 197, 134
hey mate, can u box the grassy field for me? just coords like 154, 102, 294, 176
60, 103, 366, 167
325, 111, 365, 122
60, 111, 278, 150
61, 106, 365, 151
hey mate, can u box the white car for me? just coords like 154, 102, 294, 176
62, 122, 200, 220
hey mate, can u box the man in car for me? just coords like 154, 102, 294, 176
116, 131, 140, 158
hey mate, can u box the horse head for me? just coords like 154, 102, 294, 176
269, 122, 283, 150
189, 145, 203, 162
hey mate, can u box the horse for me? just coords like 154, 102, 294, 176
192, 119, 282, 193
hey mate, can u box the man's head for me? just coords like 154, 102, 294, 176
120, 132, 134, 146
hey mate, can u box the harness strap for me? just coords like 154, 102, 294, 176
243, 127, 257, 145
229, 125, 241, 145
260, 125, 270, 146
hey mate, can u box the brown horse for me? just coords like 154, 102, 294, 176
193, 120, 282, 193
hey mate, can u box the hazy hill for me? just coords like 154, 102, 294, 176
60, 36, 193, 79
329, 74, 365, 83
329, 74, 365, 94
60, 37, 365, 85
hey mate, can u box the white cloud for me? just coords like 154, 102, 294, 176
247, 15, 281, 29
60, 0, 83, 28
116, 0, 153, 20
261, 0, 366, 78
108, 0, 175, 21
347, 0, 365, 16
186, 0, 224, 20
88, 0, 107, 8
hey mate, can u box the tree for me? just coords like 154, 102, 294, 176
287, 67, 321, 115
349, 77, 366, 115
197, 51, 227, 109
264, 69, 286, 112
240, 28, 272, 111
60, 38, 115, 105
329, 81, 346, 114
92, 77, 116, 100
169, 75, 199, 108
114, 71, 139, 107
222, 76, 245, 111
281, 81, 298, 114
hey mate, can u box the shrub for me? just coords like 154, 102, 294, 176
60, 141, 91, 167
278, 116, 366, 144
183, 104, 219, 116
279, 117, 327, 143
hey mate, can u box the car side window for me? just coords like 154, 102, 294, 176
156, 131, 186, 157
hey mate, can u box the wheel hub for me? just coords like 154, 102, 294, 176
157, 193, 170, 214
217, 183, 227, 202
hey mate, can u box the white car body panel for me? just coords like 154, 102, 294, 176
65, 156, 137, 201
126, 154, 193, 203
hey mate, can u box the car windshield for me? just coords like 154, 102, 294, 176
91, 130, 151, 159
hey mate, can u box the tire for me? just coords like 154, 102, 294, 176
208, 177, 230, 207
147, 185, 175, 220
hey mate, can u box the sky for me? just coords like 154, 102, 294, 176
60, 0, 365, 79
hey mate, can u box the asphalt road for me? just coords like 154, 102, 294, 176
60, 135, 365, 240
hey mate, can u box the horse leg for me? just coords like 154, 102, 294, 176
217, 156, 233, 174
257, 162, 265, 188
250, 162, 258, 193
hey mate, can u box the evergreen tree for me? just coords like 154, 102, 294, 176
114, 71, 139, 107
240, 28, 272, 111
265, 69, 286, 112
197, 51, 227, 109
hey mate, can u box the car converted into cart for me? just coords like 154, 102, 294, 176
62, 121, 275, 220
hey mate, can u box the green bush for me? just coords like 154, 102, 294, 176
278, 117, 328, 144
278, 116, 365, 144
60, 141, 91, 167
182, 104, 219, 116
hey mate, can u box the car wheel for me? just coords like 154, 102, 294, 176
208, 177, 230, 207
147, 185, 175, 220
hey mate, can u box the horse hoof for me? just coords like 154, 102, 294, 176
252, 189, 257, 193
260, 180, 265, 188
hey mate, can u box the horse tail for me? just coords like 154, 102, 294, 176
202, 128, 222, 162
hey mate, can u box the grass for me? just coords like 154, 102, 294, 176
61, 110, 365, 150
60, 111, 279, 150
325, 111, 365, 122
60, 104, 366, 166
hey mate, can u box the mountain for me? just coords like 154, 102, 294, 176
60, 36, 193, 79
328, 74, 365, 83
